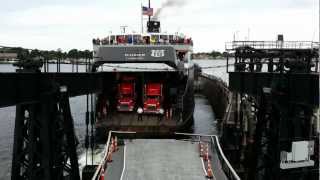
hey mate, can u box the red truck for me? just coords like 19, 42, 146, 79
143, 83, 163, 114
117, 81, 135, 112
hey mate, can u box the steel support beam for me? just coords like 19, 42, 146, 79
0, 73, 103, 108
229, 72, 319, 106
11, 85, 80, 180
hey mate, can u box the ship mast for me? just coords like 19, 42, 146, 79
148, 0, 151, 23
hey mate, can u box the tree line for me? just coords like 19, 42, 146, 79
192, 50, 231, 60
2, 47, 93, 61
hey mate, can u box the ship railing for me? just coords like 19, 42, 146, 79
175, 133, 241, 180
92, 39, 193, 46
225, 41, 319, 51
91, 131, 136, 180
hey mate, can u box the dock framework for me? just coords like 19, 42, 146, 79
223, 39, 319, 180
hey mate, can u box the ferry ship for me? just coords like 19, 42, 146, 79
91, 18, 195, 137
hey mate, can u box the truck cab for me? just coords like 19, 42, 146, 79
117, 80, 136, 112
143, 83, 163, 114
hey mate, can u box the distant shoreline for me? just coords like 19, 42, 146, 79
0, 60, 89, 65
192, 58, 227, 61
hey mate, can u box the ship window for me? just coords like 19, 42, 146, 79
169, 35, 174, 44
124, 35, 129, 43
143, 36, 150, 44
125, 35, 133, 44
102, 37, 109, 45
160, 35, 168, 44
177, 52, 188, 62
160, 35, 168, 40
133, 35, 142, 44
151, 35, 159, 44
110, 36, 116, 44
116, 35, 125, 44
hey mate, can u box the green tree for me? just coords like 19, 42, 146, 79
210, 50, 222, 58
83, 50, 92, 59
68, 49, 78, 59
30, 49, 41, 58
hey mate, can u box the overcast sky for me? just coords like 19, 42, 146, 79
0, 0, 319, 52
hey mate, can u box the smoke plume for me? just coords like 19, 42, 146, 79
153, 0, 187, 19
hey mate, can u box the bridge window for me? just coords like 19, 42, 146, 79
151, 35, 159, 44
116, 35, 125, 44
143, 36, 150, 44
177, 51, 188, 62
160, 35, 169, 44
110, 36, 116, 44
133, 35, 142, 44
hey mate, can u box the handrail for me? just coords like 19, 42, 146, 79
175, 132, 241, 180
91, 131, 136, 180
175, 132, 217, 137
91, 131, 112, 180
211, 136, 241, 180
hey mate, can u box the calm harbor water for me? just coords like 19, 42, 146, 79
0, 60, 228, 179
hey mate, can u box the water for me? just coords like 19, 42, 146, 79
194, 59, 233, 85
0, 61, 227, 179
193, 95, 217, 135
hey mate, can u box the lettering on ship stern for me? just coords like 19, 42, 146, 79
151, 50, 165, 57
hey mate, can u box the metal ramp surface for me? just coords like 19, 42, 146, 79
121, 139, 206, 180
